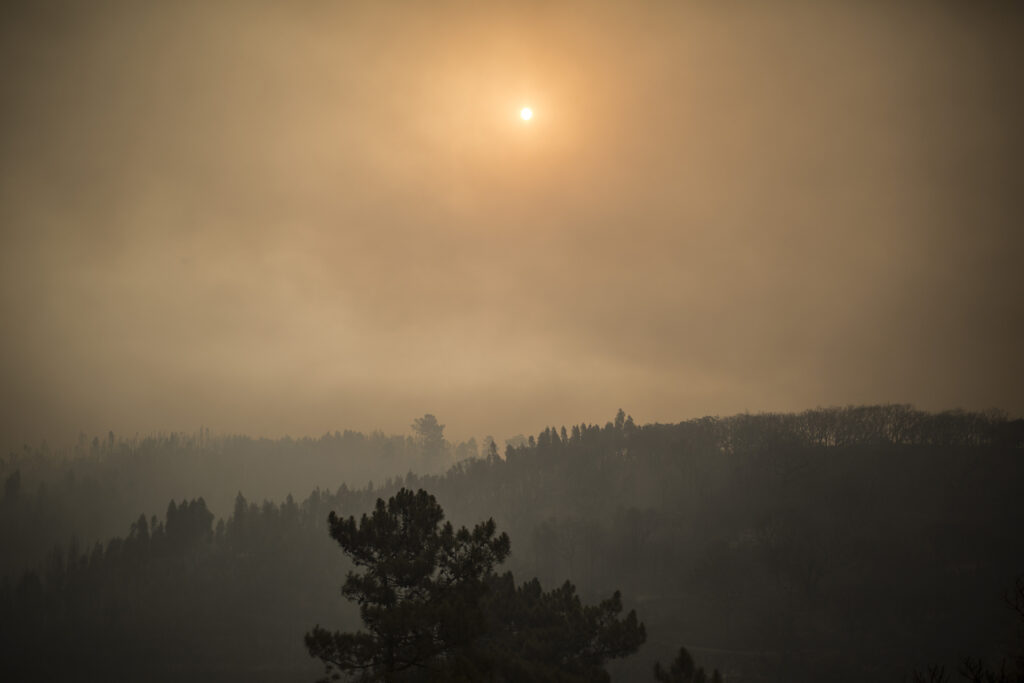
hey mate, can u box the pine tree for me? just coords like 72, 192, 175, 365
306, 488, 646, 682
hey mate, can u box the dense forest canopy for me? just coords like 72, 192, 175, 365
2, 405, 1023, 682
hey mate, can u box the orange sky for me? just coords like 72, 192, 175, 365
1, 0, 1022, 448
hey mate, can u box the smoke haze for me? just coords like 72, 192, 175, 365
2, 0, 1022, 447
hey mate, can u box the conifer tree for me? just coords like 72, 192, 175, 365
306, 488, 646, 682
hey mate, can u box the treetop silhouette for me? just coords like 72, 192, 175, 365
305, 487, 646, 682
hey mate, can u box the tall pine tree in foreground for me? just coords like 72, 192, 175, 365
305, 488, 646, 682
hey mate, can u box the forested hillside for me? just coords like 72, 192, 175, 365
0, 416, 465, 578
2, 406, 1022, 682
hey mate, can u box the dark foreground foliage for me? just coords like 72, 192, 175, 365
306, 488, 645, 682
1, 405, 1022, 682
655, 646, 724, 683
912, 576, 1024, 683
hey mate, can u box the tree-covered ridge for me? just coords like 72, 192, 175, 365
0, 418, 476, 577
1, 405, 1022, 682
2, 404, 1018, 577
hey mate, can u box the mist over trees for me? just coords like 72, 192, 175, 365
2, 405, 1023, 682
0, 417, 463, 579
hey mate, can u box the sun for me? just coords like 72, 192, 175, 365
520, 107, 533, 121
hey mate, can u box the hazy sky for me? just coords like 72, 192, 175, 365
2, 0, 1022, 448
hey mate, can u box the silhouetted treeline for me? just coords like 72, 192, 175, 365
0, 420, 473, 577
2, 405, 1022, 682
1, 489, 352, 682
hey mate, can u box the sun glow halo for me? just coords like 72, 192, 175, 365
520, 107, 533, 121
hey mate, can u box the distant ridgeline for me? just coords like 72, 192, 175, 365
1, 405, 1022, 682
